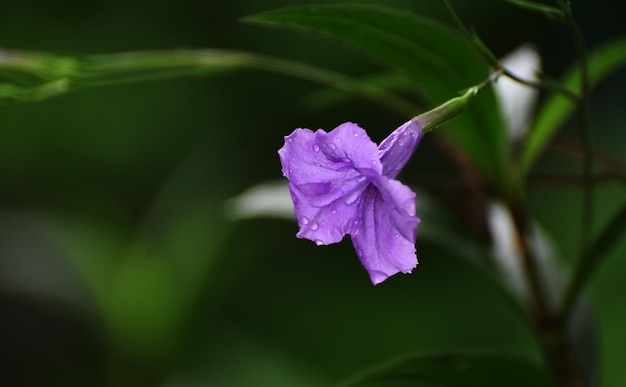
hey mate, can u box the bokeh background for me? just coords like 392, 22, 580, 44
1, 0, 625, 386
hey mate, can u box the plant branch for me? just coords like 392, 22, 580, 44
552, 138, 626, 182
554, 0, 595, 256
528, 172, 618, 188
439, 0, 578, 102
1, 48, 420, 115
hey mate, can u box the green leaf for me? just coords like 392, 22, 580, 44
341, 352, 556, 387
501, 0, 565, 20
562, 203, 626, 318
521, 37, 626, 172
301, 71, 418, 111
245, 5, 509, 189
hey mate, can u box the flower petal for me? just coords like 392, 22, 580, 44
378, 119, 422, 178
278, 123, 382, 246
316, 122, 383, 176
351, 176, 419, 285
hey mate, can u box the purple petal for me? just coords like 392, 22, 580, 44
378, 119, 422, 178
351, 176, 419, 285
316, 122, 383, 176
278, 124, 382, 246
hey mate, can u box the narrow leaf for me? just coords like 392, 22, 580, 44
562, 203, 626, 318
521, 38, 626, 172
502, 0, 565, 20
0, 48, 416, 114
245, 5, 510, 188
341, 352, 556, 387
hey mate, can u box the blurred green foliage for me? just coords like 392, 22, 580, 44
1, 0, 625, 386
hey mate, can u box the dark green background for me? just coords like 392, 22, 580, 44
1, 1, 624, 386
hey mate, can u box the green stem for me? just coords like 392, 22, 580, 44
554, 0, 596, 311
416, 72, 496, 133
507, 200, 550, 320
439, 0, 578, 102
2, 48, 419, 115
507, 198, 588, 387
83, 50, 419, 115
553, 0, 594, 247
552, 138, 626, 183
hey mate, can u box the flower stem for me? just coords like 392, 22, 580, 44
1, 48, 419, 114
439, 0, 579, 102
507, 199, 587, 387
556, 0, 595, 318
551, 138, 626, 182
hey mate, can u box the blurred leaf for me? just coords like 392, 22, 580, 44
54, 151, 235, 362
501, 0, 565, 20
245, 5, 509, 188
562, 203, 626, 318
413, 188, 490, 269
0, 48, 416, 113
341, 352, 556, 387
106, 242, 185, 359
521, 37, 626, 172
302, 71, 418, 111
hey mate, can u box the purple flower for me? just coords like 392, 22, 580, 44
278, 119, 422, 285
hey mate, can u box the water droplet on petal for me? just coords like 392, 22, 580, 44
329, 143, 336, 150
288, 168, 294, 174
354, 132, 359, 137
343, 190, 360, 205
331, 209, 337, 215
398, 140, 405, 146
313, 144, 320, 152
315, 239, 324, 246
301, 217, 309, 225
310, 222, 319, 231
394, 234, 400, 238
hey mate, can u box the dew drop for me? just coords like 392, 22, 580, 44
398, 140, 405, 146
288, 168, 294, 174
313, 144, 320, 152
315, 239, 324, 246
331, 209, 337, 215
301, 217, 309, 225
328, 143, 337, 150
353, 132, 359, 137
394, 234, 400, 238
343, 190, 360, 205
310, 222, 319, 231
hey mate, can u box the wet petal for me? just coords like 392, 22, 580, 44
316, 122, 383, 176
378, 119, 422, 178
351, 177, 419, 285
278, 124, 381, 246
